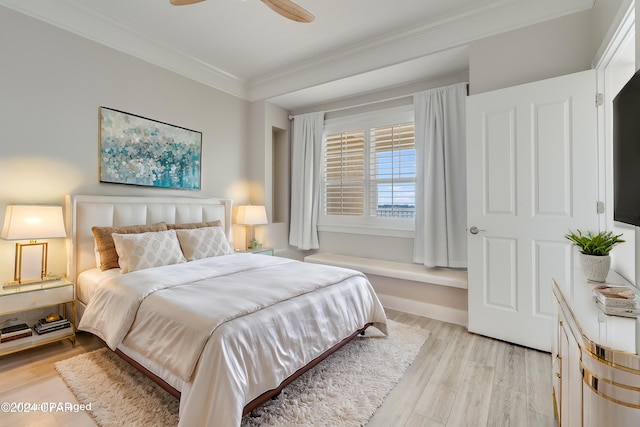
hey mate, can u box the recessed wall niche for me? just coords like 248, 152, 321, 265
272, 127, 289, 224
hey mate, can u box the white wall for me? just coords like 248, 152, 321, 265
245, 100, 291, 253
0, 7, 251, 281
594, 0, 626, 44
469, 10, 596, 94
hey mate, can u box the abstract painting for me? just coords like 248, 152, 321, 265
99, 107, 202, 190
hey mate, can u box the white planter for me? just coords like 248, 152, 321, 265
580, 254, 611, 282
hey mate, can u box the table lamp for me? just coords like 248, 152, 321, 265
236, 205, 268, 251
1, 205, 67, 286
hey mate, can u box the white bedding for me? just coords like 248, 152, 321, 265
76, 267, 119, 304
78, 253, 387, 427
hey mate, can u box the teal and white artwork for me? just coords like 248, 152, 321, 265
99, 107, 202, 190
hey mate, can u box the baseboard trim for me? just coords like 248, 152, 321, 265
378, 293, 468, 327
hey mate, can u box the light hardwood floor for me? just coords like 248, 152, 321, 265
0, 309, 555, 427
369, 310, 556, 427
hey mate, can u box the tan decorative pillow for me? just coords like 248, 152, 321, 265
92, 223, 168, 271
175, 226, 234, 261
166, 220, 221, 230
112, 230, 186, 274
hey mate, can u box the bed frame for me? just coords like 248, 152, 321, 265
65, 194, 370, 415
111, 324, 371, 415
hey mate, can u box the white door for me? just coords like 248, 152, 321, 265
467, 70, 599, 351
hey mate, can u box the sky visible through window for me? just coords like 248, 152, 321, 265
375, 149, 416, 218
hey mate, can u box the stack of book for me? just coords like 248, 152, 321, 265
1, 323, 32, 343
34, 316, 71, 335
593, 285, 640, 317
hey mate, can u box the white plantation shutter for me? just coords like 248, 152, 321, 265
369, 123, 416, 219
324, 130, 365, 216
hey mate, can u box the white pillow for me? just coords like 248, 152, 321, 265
112, 230, 186, 273
175, 226, 234, 261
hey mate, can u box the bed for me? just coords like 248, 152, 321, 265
65, 194, 388, 427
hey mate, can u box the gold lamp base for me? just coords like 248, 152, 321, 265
4, 241, 53, 288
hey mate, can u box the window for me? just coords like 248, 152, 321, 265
320, 107, 415, 234
369, 123, 416, 219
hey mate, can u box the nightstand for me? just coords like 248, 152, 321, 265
237, 248, 274, 256
0, 278, 75, 356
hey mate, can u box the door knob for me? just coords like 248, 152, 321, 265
469, 226, 485, 235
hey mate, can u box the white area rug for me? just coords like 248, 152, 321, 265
55, 320, 429, 427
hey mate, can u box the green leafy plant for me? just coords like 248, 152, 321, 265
564, 230, 625, 256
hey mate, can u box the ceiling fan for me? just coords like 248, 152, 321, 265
170, 0, 315, 23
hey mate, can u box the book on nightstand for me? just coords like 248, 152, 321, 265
37, 316, 69, 327
0, 322, 32, 343
1, 330, 33, 343
34, 317, 71, 335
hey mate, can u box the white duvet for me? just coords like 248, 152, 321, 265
79, 253, 387, 427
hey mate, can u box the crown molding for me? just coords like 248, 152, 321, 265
0, 0, 593, 103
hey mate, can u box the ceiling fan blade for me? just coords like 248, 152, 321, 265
261, 0, 314, 23
170, 0, 205, 5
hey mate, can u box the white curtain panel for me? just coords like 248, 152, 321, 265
289, 112, 324, 250
413, 83, 467, 268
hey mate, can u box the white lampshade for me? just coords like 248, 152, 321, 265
236, 205, 268, 226
1, 205, 67, 240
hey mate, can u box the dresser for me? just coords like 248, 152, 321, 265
552, 269, 640, 426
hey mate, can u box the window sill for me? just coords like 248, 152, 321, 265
317, 224, 414, 238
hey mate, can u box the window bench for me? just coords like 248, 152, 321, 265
304, 253, 468, 326
303, 253, 468, 289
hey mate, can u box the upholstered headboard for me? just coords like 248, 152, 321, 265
65, 194, 232, 281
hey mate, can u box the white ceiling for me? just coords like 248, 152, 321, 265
0, 0, 594, 109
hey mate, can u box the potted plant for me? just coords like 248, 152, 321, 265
565, 229, 625, 282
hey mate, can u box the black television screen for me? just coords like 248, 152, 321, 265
613, 69, 640, 227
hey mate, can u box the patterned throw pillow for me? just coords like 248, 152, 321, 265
92, 223, 168, 271
175, 226, 234, 261
112, 230, 186, 274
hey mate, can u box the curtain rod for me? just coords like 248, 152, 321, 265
288, 83, 469, 120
